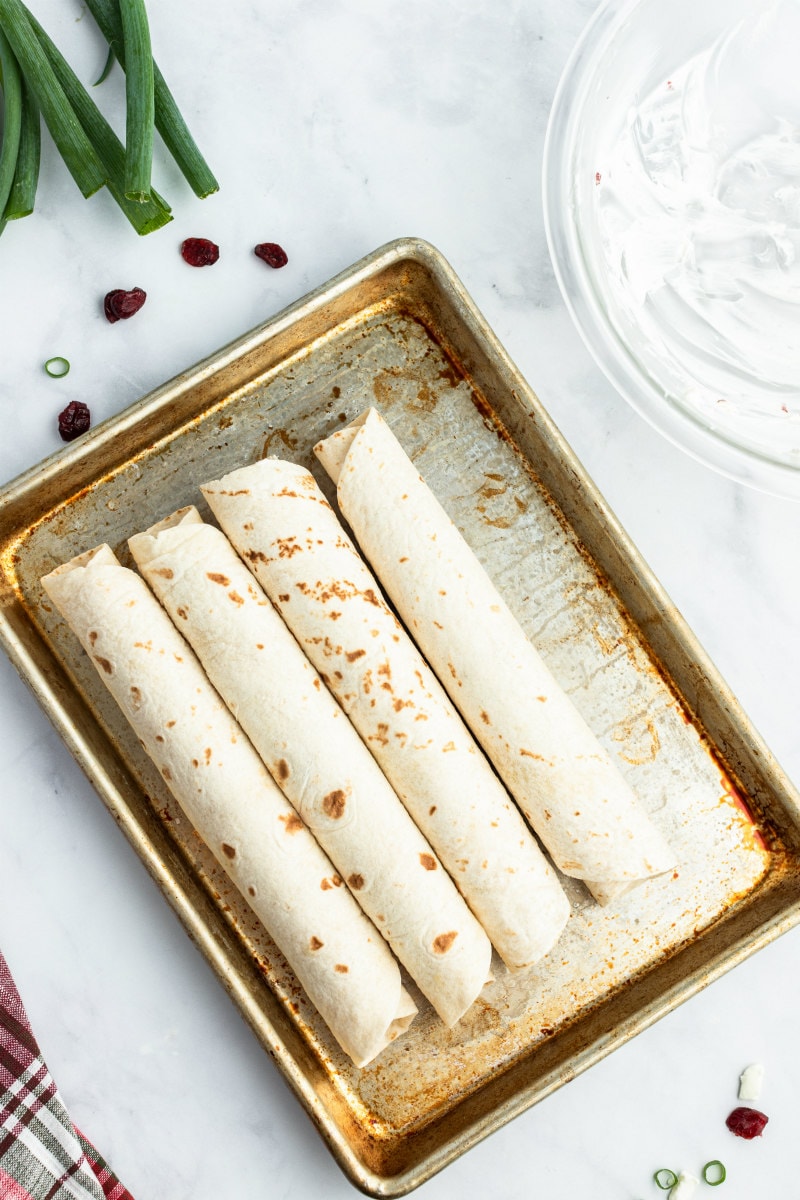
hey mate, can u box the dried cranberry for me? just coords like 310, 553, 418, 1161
104, 287, 146, 323
726, 1106, 769, 1139
58, 401, 91, 442
181, 237, 220, 267
254, 242, 288, 269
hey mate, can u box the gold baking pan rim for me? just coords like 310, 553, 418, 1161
1, 238, 798, 1196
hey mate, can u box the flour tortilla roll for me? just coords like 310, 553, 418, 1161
129, 510, 492, 1025
41, 544, 416, 1068
198, 468, 570, 968
314, 408, 674, 898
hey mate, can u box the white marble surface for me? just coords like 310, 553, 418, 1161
1, 1, 799, 1197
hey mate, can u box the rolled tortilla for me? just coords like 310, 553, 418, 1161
314, 408, 675, 899
128, 511, 492, 1025
41, 544, 417, 1068
199, 468, 570, 968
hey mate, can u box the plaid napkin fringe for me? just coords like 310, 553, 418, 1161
0, 952, 133, 1200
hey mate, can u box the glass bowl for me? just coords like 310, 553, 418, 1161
543, 0, 800, 498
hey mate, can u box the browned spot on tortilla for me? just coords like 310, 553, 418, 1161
129, 686, 142, 709
161, 767, 172, 781
433, 620, 443, 629
243, 522, 254, 531
280, 812, 304, 835
207, 572, 230, 586
192, 758, 199, 768
335, 964, 349, 974
321, 878, 332, 890
399, 556, 409, 563
520, 748, 547, 761
332, 385, 341, 398
348, 873, 364, 890
310, 936, 324, 950
256, 643, 264, 650
88, 630, 98, 645
322, 789, 347, 819
346, 648, 366, 663
277, 537, 302, 558
248, 886, 256, 896
228, 590, 244, 606
155, 734, 164, 743
433, 931, 458, 954
442, 741, 456, 752
278, 594, 290, 603
204, 747, 212, 764
363, 588, 380, 607
246, 549, 268, 565
134, 641, 151, 651
312, 678, 320, 689
166, 720, 175, 728
176, 606, 188, 619
332, 874, 342, 887
218, 488, 251, 496
429, 805, 437, 815
419, 853, 437, 871
275, 759, 290, 782
447, 662, 460, 683
152, 567, 174, 579
94, 655, 113, 675
370, 723, 390, 747
537, 695, 547, 702
221, 843, 236, 859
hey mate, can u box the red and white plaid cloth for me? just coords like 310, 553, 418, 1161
0, 951, 133, 1200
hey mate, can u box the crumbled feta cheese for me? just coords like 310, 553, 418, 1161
669, 1171, 699, 1200
739, 1062, 764, 1102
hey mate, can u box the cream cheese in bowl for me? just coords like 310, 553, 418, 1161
544, 0, 800, 495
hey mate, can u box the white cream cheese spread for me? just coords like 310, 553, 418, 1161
593, 0, 800, 461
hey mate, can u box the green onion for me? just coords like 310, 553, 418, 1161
3, 75, 40, 219
93, 45, 116, 86
118, 0, 153, 202
703, 1160, 727, 1186
44, 357, 70, 378
83, 0, 219, 198
0, 0, 106, 198
653, 1168, 678, 1190
25, 6, 172, 236
0, 27, 23, 220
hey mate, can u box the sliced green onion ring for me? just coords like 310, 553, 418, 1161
44, 356, 70, 378
653, 1168, 678, 1190
703, 1160, 727, 1186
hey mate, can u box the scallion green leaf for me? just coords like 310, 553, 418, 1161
0, 27, 23, 219
654, 1168, 678, 1190
0, 0, 106, 198
83, 0, 219, 198
3, 75, 40, 220
118, 0, 153, 202
703, 1160, 727, 1186
24, 6, 172, 236
93, 45, 116, 86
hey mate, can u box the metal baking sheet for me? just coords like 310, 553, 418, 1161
1, 238, 799, 1196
